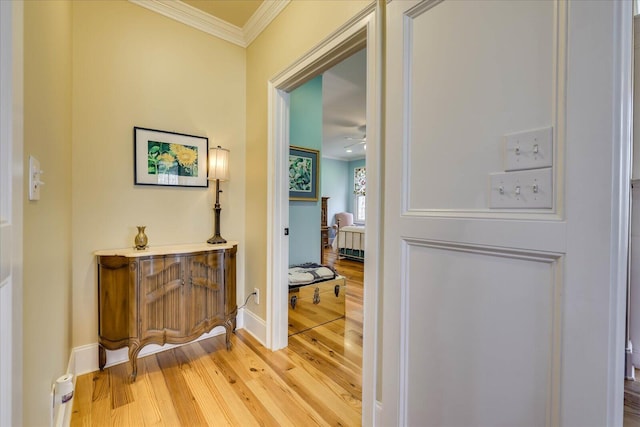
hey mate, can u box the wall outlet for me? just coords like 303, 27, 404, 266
254, 288, 260, 305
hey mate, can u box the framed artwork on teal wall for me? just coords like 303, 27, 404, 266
289, 146, 319, 201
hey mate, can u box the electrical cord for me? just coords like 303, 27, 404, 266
238, 291, 257, 309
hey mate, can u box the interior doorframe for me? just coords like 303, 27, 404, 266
0, 1, 23, 425
266, 3, 381, 425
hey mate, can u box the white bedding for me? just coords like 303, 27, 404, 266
333, 225, 365, 251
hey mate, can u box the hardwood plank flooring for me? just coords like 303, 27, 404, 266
626, 370, 640, 426
72, 248, 364, 426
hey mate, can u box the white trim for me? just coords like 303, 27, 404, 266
375, 400, 383, 425
1, 2, 23, 426
0, 3, 12, 425
71, 343, 97, 377
267, 3, 379, 426
609, 0, 633, 425
243, 0, 291, 47
128, 0, 290, 48
241, 309, 267, 346
73, 326, 229, 375
266, 82, 290, 351
129, 0, 244, 46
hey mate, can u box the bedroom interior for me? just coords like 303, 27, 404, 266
5, 0, 633, 425
287, 50, 366, 336
286, 48, 366, 342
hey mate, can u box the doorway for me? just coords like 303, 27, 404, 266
286, 48, 366, 339
266, 7, 380, 425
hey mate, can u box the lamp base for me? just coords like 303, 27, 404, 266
207, 234, 227, 245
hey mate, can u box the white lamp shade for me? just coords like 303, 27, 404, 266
208, 146, 229, 181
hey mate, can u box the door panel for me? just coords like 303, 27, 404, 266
403, 242, 560, 426
139, 256, 184, 339
405, 0, 554, 211
383, 0, 630, 425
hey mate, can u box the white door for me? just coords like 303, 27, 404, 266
0, 1, 21, 426
382, 1, 630, 426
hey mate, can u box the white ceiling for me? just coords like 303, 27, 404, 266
322, 48, 367, 161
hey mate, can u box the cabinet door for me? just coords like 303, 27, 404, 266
186, 251, 225, 336
97, 256, 131, 345
138, 255, 184, 341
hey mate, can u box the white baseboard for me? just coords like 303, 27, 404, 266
241, 308, 267, 345
375, 400, 382, 425
73, 310, 252, 376
73, 326, 230, 375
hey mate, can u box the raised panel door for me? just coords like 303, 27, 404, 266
383, 0, 630, 425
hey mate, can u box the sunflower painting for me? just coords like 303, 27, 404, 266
147, 141, 199, 177
134, 127, 209, 187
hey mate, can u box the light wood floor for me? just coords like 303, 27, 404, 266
71, 248, 364, 426
626, 370, 640, 426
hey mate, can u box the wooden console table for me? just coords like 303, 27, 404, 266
95, 242, 237, 381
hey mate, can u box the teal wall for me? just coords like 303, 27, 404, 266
321, 158, 349, 229
289, 76, 323, 266
347, 158, 366, 217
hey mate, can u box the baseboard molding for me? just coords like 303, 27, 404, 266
73, 327, 229, 376
72, 309, 251, 376
242, 308, 267, 345
375, 400, 382, 424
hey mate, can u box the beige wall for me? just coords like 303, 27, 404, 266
71, 1, 246, 348
245, 0, 371, 319
21, 1, 369, 422
23, 1, 72, 425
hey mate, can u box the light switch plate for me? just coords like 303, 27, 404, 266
489, 167, 553, 209
503, 127, 553, 171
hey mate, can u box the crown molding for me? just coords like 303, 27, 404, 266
244, 0, 290, 46
129, 0, 290, 48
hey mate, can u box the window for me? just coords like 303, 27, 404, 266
354, 166, 366, 223
356, 194, 366, 223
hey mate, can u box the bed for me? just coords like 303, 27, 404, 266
333, 222, 365, 262
288, 263, 346, 336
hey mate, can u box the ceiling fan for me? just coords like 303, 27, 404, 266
344, 135, 366, 149
343, 124, 367, 151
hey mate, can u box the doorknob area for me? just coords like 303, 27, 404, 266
29, 155, 44, 201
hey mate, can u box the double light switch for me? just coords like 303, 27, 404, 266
489, 127, 553, 209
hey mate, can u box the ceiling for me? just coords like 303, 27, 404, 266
172, 1, 367, 162
322, 49, 367, 161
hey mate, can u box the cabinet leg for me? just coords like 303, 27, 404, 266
128, 344, 140, 382
98, 345, 106, 371
224, 319, 233, 351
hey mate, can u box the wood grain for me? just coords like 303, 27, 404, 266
72, 248, 364, 426
626, 371, 640, 427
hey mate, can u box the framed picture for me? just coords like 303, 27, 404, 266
134, 127, 208, 187
289, 146, 319, 201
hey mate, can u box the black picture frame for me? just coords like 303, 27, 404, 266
134, 127, 208, 187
